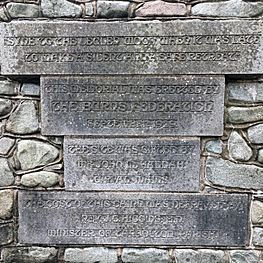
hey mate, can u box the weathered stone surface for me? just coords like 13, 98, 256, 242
1, 20, 263, 75
0, 190, 13, 219
248, 124, 263, 144
135, 1, 187, 16
252, 200, 263, 224
64, 137, 200, 191
41, 0, 82, 17
85, 2, 93, 16
175, 249, 225, 263
0, 224, 13, 245
228, 81, 263, 103
227, 106, 263, 124
0, 6, 9, 22
15, 140, 59, 170
0, 79, 18, 95
2, 247, 58, 263
6, 3, 40, 18
64, 248, 117, 263
192, 0, 263, 17
258, 149, 263, 163
21, 171, 59, 188
41, 76, 224, 136
6, 101, 39, 134
0, 137, 15, 155
97, 1, 129, 18
122, 248, 168, 263
206, 157, 263, 190
230, 250, 261, 263
0, 158, 14, 187
18, 192, 249, 246
0, 98, 12, 117
21, 83, 40, 97
205, 139, 223, 154
228, 131, 252, 161
253, 227, 263, 246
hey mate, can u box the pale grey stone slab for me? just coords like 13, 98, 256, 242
18, 191, 249, 246
1, 20, 263, 75
122, 248, 168, 263
41, 75, 224, 136
64, 248, 117, 263
64, 137, 200, 192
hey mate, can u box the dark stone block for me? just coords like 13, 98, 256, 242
64, 137, 200, 191
41, 76, 224, 136
18, 191, 249, 246
1, 20, 262, 75
0, 224, 13, 245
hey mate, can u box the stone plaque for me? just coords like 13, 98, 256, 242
0, 20, 262, 75
64, 137, 200, 191
41, 76, 224, 136
18, 192, 249, 246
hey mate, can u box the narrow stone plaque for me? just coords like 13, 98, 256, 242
41, 76, 224, 136
64, 137, 200, 191
18, 192, 249, 246
0, 20, 262, 75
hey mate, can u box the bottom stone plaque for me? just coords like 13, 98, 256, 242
18, 192, 249, 246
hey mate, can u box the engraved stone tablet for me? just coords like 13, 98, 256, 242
18, 192, 249, 246
41, 76, 224, 136
0, 20, 263, 75
64, 137, 200, 191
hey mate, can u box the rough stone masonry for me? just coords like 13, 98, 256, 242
1, 0, 263, 262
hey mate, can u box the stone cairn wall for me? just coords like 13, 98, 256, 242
1, 0, 263, 263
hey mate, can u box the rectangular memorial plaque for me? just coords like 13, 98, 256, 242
64, 137, 200, 191
0, 20, 262, 75
41, 76, 224, 136
18, 192, 249, 246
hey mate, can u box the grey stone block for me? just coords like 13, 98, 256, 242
0, 224, 13, 245
122, 248, 168, 263
175, 249, 225, 263
227, 106, 263, 124
0, 190, 13, 220
252, 201, 263, 224
64, 137, 200, 192
6, 101, 39, 134
21, 171, 60, 188
21, 83, 40, 97
0, 158, 14, 187
18, 191, 249, 246
230, 250, 261, 263
0, 80, 19, 95
0, 137, 15, 155
2, 247, 58, 263
206, 157, 263, 190
64, 248, 117, 263
6, 3, 40, 18
228, 81, 263, 103
1, 20, 263, 75
41, 0, 82, 17
192, 0, 263, 17
0, 98, 12, 117
248, 124, 263, 144
41, 75, 224, 136
253, 227, 263, 246
97, 1, 129, 18
205, 139, 223, 154
228, 131, 252, 161
15, 139, 60, 170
